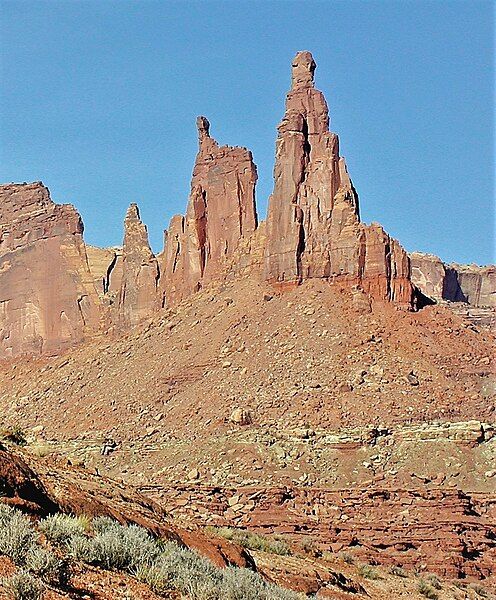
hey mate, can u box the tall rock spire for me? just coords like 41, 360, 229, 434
264, 51, 360, 284
264, 51, 413, 307
159, 117, 258, 306
117, 203, 159, 327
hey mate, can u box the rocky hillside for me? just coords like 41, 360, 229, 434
0, 50, 494, 598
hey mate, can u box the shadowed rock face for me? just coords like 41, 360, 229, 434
264, 51, 414, 307
159, 116, 258, 306
0, 182, 101, 356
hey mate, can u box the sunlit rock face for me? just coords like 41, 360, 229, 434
264, 51, 414, 307
159, 116, 258, 306
116, 203, 160, 328
0, 182, 101, 357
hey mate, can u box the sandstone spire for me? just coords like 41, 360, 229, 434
264, 51, 413, 307
159, 117, 258, 306
117, 203, 159, 326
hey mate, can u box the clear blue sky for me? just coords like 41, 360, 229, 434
1, 0, 494, 265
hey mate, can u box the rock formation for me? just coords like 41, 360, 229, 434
1, 52, 493, 357
264, 51, 414, 307
159, 116, 258, 306
0, 182, 101, 356
410, 252, 495, 307
86, 245, 123, 297
116, 204, 159, 327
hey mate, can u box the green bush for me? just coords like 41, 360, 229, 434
92, 515, 116, 534
25, 545, 70, 586
90, 521, 161, 572
219, 567, 267, 600
2, 569, 44, 600
469, 583, 488, 598
67, 534, 96, 562
357, 564, 380, 580
418, 579, 438, 599
340, 552, 355, 564
0, 508, 36, 564
425, 574, 441, 590
207, 526, 291, 556
39, 513, 87, 545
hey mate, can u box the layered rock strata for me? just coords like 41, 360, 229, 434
264, 51, 414, 307
0, 183, 101, 356
150, 484, 496, 580
159, 117, 258, 306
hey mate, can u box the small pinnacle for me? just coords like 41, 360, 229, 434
197, 116, 211, 141
291, 51, 316, 89
126, 203, 140, 221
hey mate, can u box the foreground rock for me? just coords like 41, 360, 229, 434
151, 483, 496, 582
0, 445, 253, 570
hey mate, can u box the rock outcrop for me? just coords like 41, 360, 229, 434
116, 204, 159, 327
0, 183, 101, 357
410, 252, 495, 307
159, 117, 258, 306
154, 483, 496, 580
86, 245, 123, 297
264, 52, 414, 307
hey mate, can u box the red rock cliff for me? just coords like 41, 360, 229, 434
264, 51, 414, 307
0, 182, 101, 356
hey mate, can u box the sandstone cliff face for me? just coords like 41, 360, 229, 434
86, 245, 122, 297
264, 52, 414, 307
116, 204, 159, 327
159, 117, 258, 306
410, 252, 495, 307
0, 183, 101, 357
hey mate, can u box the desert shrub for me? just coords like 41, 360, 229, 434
219, 567, 267, 600
0, 509, 36, 564
154, 542, 221, 598
25, 545, 70, 586
92, 515, 116, 534
417, 579, 438, 599
208, 526, 291, 556
1, 425, 27, 446
2, 569, 44, 600
340, 551, 354, 564
66, 517, 302, 600
389, 565, 408, 577
469, 583, 488, 598
67, 534, 95, 562
425, 574, 441, 589
90, 522, 160, 572
0, 503, 15, 524
357, 564, 380, 580
39, 513, 87, 545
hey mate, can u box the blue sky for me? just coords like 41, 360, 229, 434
1, 0, 494, 265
